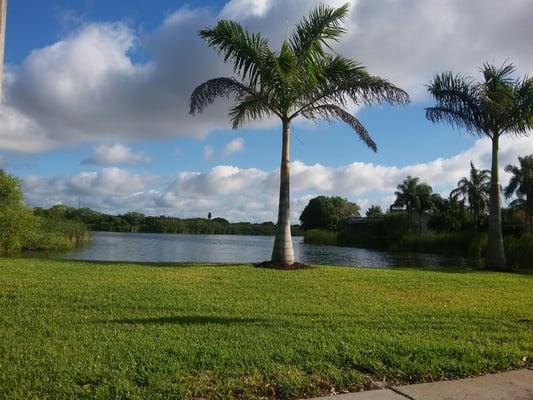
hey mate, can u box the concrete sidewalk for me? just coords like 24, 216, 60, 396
309, 369, 533, 400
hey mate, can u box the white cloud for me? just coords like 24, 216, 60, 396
22, 135, 533, 222
1, 0, 532, 152
223, 138, 245, 156
221, 0, 273, 19
82, 144, 151, 166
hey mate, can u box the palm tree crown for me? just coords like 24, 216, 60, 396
426, 62, 533, 139
393, 176, 433, 235
426, 62, 533, 269
190, 3, 409, 265
450, 162, 490, 230
191, 4, 408, 134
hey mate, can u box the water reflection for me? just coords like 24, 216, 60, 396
60, 231, 480, 268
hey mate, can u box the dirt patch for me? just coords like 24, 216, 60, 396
254, 261, 310, 270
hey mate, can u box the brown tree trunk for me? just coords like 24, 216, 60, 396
271, 119, 295, 264
485, 134, 506, 269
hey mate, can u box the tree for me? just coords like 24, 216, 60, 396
0, 170, 35, 255
393, 176, 433, 236
426, 62, 533, 269
365, 205, 383, 218
450, 162, 490, 231
428, 194, 471, 233
504, 155, 533, 232
190, 3, 409, 264
122, 212, 145, 233
300, 196, 359, 231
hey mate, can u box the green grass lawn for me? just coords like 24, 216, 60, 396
0, 259, 532, 399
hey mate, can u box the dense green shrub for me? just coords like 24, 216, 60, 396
300, 196, 360, 230
0, 170, 90, 255
505, 234, 533, 270
337, 213, 413, 249
399, 232, 486, 258
303, 229, 338, 245
0, 171, 38, 255
24, 217, 90, 251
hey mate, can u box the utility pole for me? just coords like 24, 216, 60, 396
0, 0, 7, 104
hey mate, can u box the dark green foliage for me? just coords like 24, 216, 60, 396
365, 205, 383, 218
450, 162, 490, 231
34, 206, 301, 236
505, 234, 533, 269
399, 233, 487, 258
0, 170, 35, 255
299, 196, 359, 230
0, 171, 89, 255
393, 176, 434, 235
428, 196, 472, 233
303, 228, 338, 245
505, 155, 533, 231
337, 213, 413, 249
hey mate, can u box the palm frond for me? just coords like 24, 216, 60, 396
290, 3, 349, 63
200, 21, 274, 87
189, 77, 253, 115
229, 94, 271, 129
426, 72, 486, 135
292, 63, 409, 118
302, 104, 376, 152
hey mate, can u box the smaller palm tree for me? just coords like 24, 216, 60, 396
426, 61, 533, 269
429, 194, 471, 233
450, 162, 490, 231
504, 155, 533, 232
393, 176, 433, 236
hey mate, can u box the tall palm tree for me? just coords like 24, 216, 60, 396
504, 155, 533, 232
426, 62, 533, 270
393, 176, 433, 236
450, 162, 490, 231
190, 4, 409, 265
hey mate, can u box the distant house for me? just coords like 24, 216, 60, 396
340, 207, 431, 235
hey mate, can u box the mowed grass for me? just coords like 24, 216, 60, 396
0, 259, 532, 399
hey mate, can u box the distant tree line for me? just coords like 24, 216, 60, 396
299, 155, 533, 269
34, 206, 303, 237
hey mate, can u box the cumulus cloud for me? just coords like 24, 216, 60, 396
223, 138, 245, 156
1, 0, 532, 152
82, 144, 151, 166
22, 136, 533, 222
23, 167, 159, 214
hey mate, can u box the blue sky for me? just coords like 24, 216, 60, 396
1, 0, 532, 221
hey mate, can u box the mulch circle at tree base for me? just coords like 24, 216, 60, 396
254, 261, 310, 270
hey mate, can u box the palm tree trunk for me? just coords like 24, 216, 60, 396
418, 211, 422, 236
485, 134, 506, 269
0, 0, 7, 104
271, 119, 295, 264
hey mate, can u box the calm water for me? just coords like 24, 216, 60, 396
60, 231, 480, 268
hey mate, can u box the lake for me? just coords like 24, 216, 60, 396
60, 231, 480, 268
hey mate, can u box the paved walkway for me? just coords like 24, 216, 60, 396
309, 369, 533, 400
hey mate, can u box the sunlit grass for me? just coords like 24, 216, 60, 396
0, 258, 531, 399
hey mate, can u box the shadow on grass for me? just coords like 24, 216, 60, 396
98, 315, 266, 326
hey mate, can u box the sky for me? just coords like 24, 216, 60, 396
1, 0, 533, 222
